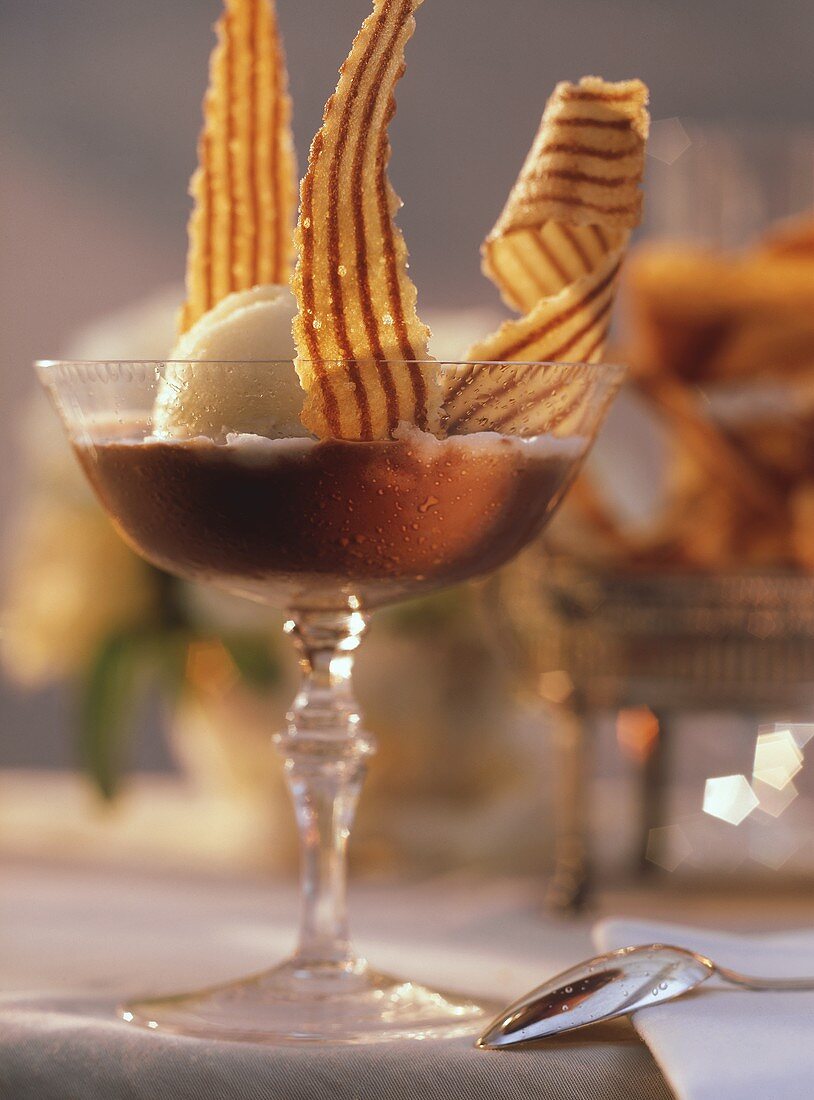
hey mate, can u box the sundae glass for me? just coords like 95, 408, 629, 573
37, 355, 623, 1043
35, 0, 647, 1044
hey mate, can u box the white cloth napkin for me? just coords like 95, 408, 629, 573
594, 918, 814, 1100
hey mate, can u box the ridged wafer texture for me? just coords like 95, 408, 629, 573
445, 250, 625, 433
492, 79, 648, 232
292, 0, 440, 441
179, 0, 297, 334
442, 358, 621, 439
446, 76, 648, 434
484, 220, 628, 315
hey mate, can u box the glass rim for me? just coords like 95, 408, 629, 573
35, 357, 627, 377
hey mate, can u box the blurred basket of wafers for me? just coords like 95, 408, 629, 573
544, 119, 814, 574
489, 128, 814, 906
626, 215, 814, 571
538, 208, 814, 573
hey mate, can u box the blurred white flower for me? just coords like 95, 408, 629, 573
61, 284, 182, 362
2, 492, 154, 685
2, 287, 182, 685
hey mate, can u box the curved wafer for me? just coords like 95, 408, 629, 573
446, 251, 624, 434
180, 0, 297, 333
442, 358, 620, 440
292, 0, 439, 441
446, 76, 648, 434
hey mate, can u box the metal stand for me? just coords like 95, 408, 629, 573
497, 562, 814, 913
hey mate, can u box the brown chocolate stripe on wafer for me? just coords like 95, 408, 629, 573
537, 140, 643, 160
338, 3, 411, 362
297, 132, 343, 438
545, 169, 638, 188
561, 87, 645, 103
293, 0, 439, 440
302, 0, 409, 438
446, 361, 598, 437
491, 78, 648, 238
444, 76, 647, 435
347, 41, 413, 435
486, 231, 557, 311
375, 110, 430, 429
296, 135, 345, 441
479, 254, 622, 361
269, 2, 292, 281
555, 117, 635, 130
549, 294, 615, 359
448, 373, 560, 433
533, 229, 572, 284
479, 76, 645, 309
447, 278, 617, 432
246, 0, 259, 284
202, 132, 215, 326
485, 360, 615, 437
559, 223, 591, 270
323, 1, 412, 438
298, 130, 323, 365
486, 221, 622, 314
447, 259, 622, 431
180, 0, 296, 334
581, 318, 612, 362
488, 382, 589, 435
515, 192, 641, 219
223, 10, 235, 296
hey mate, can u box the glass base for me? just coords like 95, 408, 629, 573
120, 957, 490, 1044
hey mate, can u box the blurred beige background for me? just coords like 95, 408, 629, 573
2, 0, 814, 768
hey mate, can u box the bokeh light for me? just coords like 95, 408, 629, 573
753, 729, 803, 791
703, 775, 759, 825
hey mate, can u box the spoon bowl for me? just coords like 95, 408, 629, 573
477, 943, 814, 1050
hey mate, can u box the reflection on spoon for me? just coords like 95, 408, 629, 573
477, 943, 814, 1050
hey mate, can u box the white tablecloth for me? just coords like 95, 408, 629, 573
1, 862, 675, 1099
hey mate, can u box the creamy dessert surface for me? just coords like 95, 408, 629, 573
76, 425, 584, 610
141, 423, 587, 457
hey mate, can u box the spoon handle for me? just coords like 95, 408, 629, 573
717, 966, 814, 992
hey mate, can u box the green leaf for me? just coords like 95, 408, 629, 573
381, 585, 474, 635
220, 634, 281, 690
77, 631, 152, 801
150, 629, 192, 702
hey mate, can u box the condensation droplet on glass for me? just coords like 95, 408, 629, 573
303, 217, 312, 229
382, 313, 394, 326
564, 986, 573, 993
337, 264, 347, 277
312, 318, 322, 330
561, 1004, 569, 1012
659, 981, 668, 990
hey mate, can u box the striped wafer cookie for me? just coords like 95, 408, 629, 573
446, 76, 648, 434
292, 0, 440, 441
442, 356, 620, 440
179, 0, 297, 334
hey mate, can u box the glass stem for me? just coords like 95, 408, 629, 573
276, 609, 374, 971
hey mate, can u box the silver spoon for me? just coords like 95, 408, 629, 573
477, 943, 814, 1050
